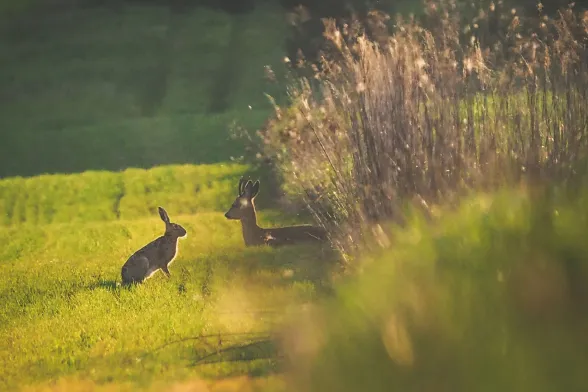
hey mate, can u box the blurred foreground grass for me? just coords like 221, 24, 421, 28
284, 187, 588, 392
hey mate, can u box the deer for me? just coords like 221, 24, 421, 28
224, 177, 328, 247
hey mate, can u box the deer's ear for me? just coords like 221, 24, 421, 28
251, 181, 260, 198
243, 180, 251, 193
238, 177, 245, 195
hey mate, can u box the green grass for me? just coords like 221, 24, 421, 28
0, 4, 286, 120
8, 2, 588, 391
0, 106, 271, 178
0, 4, 334, 389
0, 162, 277, 226
0, 2, 289, 178
4, 167, 588, 392
0, 156, 336, 391
0, 209, 337, 391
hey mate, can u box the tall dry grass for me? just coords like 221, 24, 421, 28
260, 0, 588, 259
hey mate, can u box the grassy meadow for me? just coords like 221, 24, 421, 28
0, 163, 268, 226
0, 1, 336, 390
2, 0, 588, 391
0, 1, 288, 178
0, 206, 336, 391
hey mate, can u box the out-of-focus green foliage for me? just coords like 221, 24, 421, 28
284, 187, 588, 392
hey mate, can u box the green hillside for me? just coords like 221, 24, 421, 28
0, 2, 288, 178
0, 163, 269, 226
3, 1, 588, 391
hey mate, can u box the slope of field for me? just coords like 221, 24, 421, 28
0, 162, 278, 226
0, 2, 288, 178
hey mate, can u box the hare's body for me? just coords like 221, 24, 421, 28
225, 178, 327, 247
121, 207, 187, 285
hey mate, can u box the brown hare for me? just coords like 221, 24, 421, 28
121, 206, 187, 285
224, 178, 327, 247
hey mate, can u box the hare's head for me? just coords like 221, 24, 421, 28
159, 207, 187, 238
224, 177, 259, 220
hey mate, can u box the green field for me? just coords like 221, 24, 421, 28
3, 1, 588, 391
4, 171, 588, 391
0, 160, 340, 390
0, 1, 288, 178
0, 2, 333, 390
0, 206, 336, 390
0, 163, 269, 226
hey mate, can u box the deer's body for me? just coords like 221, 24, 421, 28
225, 178, 327, 247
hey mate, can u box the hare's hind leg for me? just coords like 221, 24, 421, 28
122, 255, 150, 285
130, 255, 153, 282
161, 265, 171, 278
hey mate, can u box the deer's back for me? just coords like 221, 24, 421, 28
263, 225, 327, 245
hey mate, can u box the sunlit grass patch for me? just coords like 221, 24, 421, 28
19, 374, 286, 392
0, 209, 337, 390
0, 162, 271, 226
118, 163, 251, 220
0, 171, 123, 226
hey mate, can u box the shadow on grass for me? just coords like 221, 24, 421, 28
214, 243, 341, 296
0, 111, 270, 178
191, 338, 281, 377
90, 278, 119, 291
140, 329, 280, 374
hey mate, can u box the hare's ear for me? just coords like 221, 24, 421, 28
251, 180, 260, 198
158, 207, 170, 223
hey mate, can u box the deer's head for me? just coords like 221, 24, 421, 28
224, 177, 259, 220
